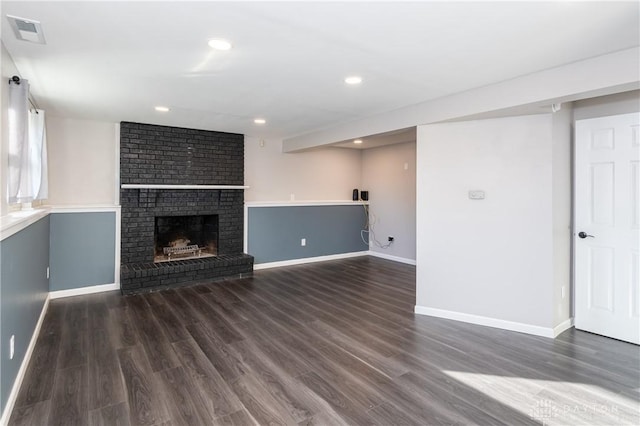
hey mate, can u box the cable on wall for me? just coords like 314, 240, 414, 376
360, 201, 393, 249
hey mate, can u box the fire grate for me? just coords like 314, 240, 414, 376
163, 244, 202, 260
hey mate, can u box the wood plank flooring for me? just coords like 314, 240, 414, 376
9, 257, 640, 425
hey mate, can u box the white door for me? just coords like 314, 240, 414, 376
575, 112, 640, 344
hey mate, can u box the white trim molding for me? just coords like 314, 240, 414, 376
553, 317, 575, 338
49, 283, 120, 300
254, 251, 368, 270
246, 200, 366, 207
0, 295, 50, 426
243, 203, 249, 253
49, 205, 120, 213
114, 122, 121, 205
115, 208, 121, 286
414, 305, 560, 338
368, 251, 416, 265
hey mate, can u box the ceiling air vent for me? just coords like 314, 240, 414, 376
6, 15, 46, 44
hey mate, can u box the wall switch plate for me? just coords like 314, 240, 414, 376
468, 190, 485, 200
10, 335, 14, 360
301, 238, 306, 246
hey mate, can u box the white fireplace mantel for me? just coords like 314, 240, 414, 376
121, 184, 249, 190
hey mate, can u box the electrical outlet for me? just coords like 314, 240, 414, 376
10, 335, 14, 360
388, 236, 394, 242
301, 238, 306, 246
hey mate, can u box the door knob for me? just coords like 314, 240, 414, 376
578, 231, 594, 239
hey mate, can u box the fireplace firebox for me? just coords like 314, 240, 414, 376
154, 215, 218, 262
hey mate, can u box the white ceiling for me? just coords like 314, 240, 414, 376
2, 1, 638, 141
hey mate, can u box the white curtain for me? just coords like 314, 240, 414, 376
7, 78, 48, 203
7, 79, 29, 203
28, 109, 48, 200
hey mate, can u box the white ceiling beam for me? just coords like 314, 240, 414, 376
283, 47, 640, 152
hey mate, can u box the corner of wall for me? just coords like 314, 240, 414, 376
552, 105, 573, 326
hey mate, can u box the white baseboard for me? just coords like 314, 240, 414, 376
552, 317, 574, 337
49, 282, 120, 300
367, 251, 416, 265
0, 295, 50, 426
254, 251, 369, 270
414, 305, 558, 338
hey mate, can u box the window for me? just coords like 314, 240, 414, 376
7, 77, 47, 206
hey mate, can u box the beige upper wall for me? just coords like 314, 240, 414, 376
46, 116, 117, 206
42, 122, 363, 207
244, 136, 362, 202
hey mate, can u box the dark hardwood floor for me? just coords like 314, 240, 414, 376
9, 257, 640, 425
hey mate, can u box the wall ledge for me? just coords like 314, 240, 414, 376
414, 305, 558, 338
246, 200, 366, 207
48, 205, 120, 213
0, 208, 50, 242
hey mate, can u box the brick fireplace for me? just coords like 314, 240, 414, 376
119, 122, 253, 293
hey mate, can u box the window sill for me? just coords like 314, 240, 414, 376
0, 207, 51, 242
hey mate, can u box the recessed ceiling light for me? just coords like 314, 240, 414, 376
353, 139, 363, 144
208, 39, 232, 50
155, 106, 170, 112
254, 118, 266, 124
345, 76, 362, 85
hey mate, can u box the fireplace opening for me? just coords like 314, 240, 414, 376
154, 215, 218, 263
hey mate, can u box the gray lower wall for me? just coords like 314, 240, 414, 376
248, 205, 369, 264
50, 212, 116, 291
0, 216, 50, 413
